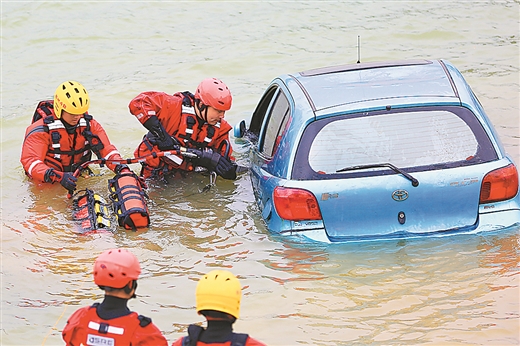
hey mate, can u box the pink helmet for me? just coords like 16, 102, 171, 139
93, 248, 141, 289
194, 78, 232, 111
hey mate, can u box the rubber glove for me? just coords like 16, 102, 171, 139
143, 116, 178, 150
215, 157, 237, 180
44, 169, 77, 192
194, 148, 237, 180
115, 164, 132, 175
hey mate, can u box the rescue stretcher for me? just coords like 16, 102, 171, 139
69, 147, 202, 234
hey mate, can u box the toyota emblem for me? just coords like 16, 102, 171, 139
392, 189, 409, 201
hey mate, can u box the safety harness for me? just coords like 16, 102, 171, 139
31, 100, 105, 172
139, 105, 222, 180
173, 105, 219, 149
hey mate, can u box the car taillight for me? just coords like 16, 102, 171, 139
480, 164, 519, 204
273, 187, 322, 221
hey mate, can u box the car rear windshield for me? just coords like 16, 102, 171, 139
292, 106, 498, 180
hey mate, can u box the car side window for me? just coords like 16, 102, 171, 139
261, 91, 290, 157
249, 86, 278, 138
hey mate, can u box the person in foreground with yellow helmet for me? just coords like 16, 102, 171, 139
62, 248, 168, 345
21, 81, 131, 194
172, 269, 266, 346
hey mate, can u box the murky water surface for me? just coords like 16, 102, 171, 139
1, 2, 519, 345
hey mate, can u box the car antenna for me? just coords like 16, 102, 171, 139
357, 35, 361, 63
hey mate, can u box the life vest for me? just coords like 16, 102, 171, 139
108, 170, 150, 230
173, 105, 219, 149
136, 106, 226, 178
181, 325, 249, 346
74, 303, 151, 346
30, 100, 105, 172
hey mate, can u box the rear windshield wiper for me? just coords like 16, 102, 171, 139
336, 163, 419, 187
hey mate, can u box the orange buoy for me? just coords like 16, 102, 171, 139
108, 171, 150, 230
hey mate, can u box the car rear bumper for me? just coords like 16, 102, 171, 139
277, 207, 520, 244
476, 208, 520, 233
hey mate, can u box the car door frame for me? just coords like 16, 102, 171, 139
247, 81, 294, 224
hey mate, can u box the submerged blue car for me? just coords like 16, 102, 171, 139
234, 59, 520, 243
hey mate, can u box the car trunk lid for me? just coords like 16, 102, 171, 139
302, 167, 482, 241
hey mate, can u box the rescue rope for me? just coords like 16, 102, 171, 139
71, 147, 199, 178
66, 148, 201, 199
67, 144, 245, 199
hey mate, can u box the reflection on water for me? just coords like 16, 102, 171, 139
3, 171, 520, 345
255, 231, 520, 345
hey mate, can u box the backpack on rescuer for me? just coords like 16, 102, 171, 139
32, 100, 55, 123
108, 170, 150, 230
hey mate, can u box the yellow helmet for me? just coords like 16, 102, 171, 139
196, 269, 241, 319
53, 81, 89, 118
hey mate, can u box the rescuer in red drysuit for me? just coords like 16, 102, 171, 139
21, 81, 131, 194
62, 248, 168, 346
129, 78, 238, 181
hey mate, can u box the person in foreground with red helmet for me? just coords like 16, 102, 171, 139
62, 248, 168, 346
21, 81, 132, 195
129, 78, 238, 181
172, 269, 266, 346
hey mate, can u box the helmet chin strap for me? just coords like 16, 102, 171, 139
124, 280, 138, 298
195, 99, 209, 123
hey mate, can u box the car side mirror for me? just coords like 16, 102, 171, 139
234, 120, 246, 138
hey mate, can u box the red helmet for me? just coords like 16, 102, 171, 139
194, 78, 232, 111
93, 248, 141, 289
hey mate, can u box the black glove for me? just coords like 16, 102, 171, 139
156, 135, 176, 151
194, 148, 237, 180
194, 148, 221, 170
44, 169, 77, 192
59, 172, 78, 192
143, 116, 178, 150
114, 164, 131, 175
215, 157, 237, 180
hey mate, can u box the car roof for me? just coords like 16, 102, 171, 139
288, 59, 460, 113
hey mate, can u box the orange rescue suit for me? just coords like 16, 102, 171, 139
62, 304, 167, 346
21, 100, 124, 183
129, 92, 233, 177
